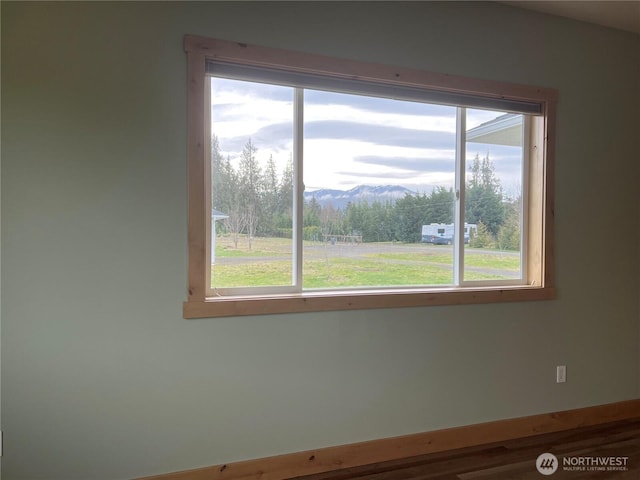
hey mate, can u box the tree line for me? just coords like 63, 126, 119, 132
212, 137, 521, 250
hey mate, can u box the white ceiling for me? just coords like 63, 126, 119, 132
500, 1, 640, 34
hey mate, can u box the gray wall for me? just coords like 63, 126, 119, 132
2, 2, 639, 479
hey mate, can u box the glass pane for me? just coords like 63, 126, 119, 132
464, 109, 524, 281
302, 89, 457, 289
209, 77, 294, 289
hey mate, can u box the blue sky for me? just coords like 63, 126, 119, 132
211, 77, 523, 196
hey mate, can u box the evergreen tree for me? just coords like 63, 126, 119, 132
426, 186, 455, 224
394, 193, 429, 242
469, 221, 496, 249
497, 196, 521, 250
211, 134, 235, 216
276, 156, 294, 232
345, 201, 363, 237
368, 200, 394, 242
304, 197, 321, 227
466, 154, 505, 236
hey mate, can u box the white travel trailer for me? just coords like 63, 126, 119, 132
421, 223, 477, 245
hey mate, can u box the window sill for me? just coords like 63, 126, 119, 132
183, 286, 555, 318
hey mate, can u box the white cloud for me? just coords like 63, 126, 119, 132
303, 138, 455, 190
211, 99, 293, 140
210, 78, 522, 192
305, 103, 456, 133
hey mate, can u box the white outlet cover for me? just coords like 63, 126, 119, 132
556, 365, 566, 383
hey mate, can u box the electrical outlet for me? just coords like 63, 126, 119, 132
556, 365, 566, 383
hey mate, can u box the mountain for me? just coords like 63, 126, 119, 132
304, 185, 415, 209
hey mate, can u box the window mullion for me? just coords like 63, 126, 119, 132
293, 88, 304, 291
454, 107, 466, 286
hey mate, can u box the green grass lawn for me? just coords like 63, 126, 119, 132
369, 251, 520, 270
212, 235, 520, 289
302, 257, 456, 288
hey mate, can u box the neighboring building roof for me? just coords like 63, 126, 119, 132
466, 113, 523, 147
212, 209, 229, 220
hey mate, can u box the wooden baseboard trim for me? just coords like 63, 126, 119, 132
137, 399, 640, 480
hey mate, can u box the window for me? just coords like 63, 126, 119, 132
184, 35, 556, 318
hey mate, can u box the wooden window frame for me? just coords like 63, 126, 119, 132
183, 35, 557, 319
